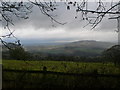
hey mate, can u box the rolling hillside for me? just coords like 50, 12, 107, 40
25, 40, 116, 56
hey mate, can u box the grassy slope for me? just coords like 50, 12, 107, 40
0, 60, 1, 64
3, 60, 120, 75
24, 41, 115, 56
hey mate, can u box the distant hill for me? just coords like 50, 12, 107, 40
25, 40, 116, 56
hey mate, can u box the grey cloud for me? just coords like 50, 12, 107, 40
1, 1, 117, 32
11, 2, 84, 30
13, 6, 52, 30
7, 2, 116, 32
98, 17, 117, 31
2, 2, 118, 44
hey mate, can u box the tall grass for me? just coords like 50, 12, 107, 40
2, 60, 120, 75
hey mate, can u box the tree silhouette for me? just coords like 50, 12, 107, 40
103, 45, 120, 66
8, 43, 30, 60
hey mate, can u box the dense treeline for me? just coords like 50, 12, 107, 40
2, 50, 105, 62
31, 53, 103, 62
2, 44, 120, 64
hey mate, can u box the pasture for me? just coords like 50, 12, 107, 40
2, 60, 120, 74
2, 60, 120, 89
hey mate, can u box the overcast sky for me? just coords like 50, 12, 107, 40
1, 1, 119, 45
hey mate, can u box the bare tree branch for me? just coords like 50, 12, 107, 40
75, 1, 120, 29
0, 1, 33, 49
29, 0, 67, 25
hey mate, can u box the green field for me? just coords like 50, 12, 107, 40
2, 60, 120, 75
0, 60, 1, 64
2, 60, 120, 89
